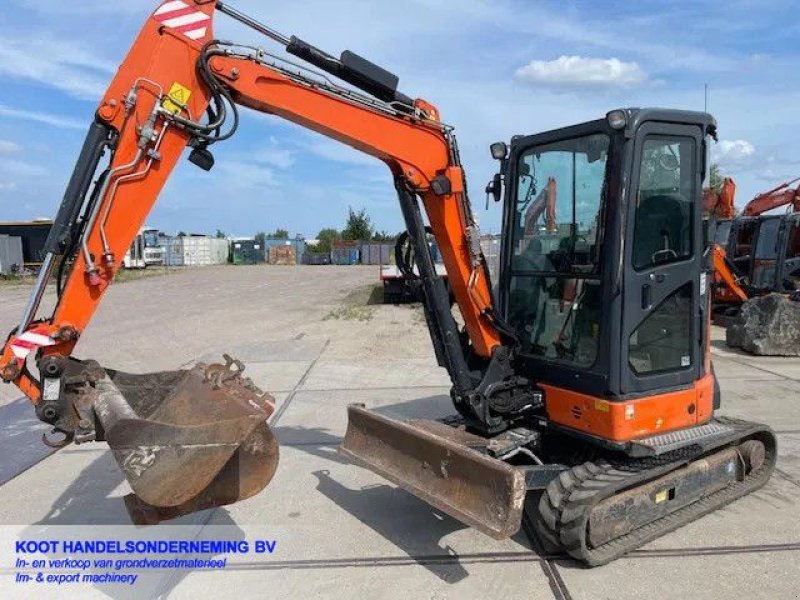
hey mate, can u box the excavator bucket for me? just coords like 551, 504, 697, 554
82, 357, 278, 524
340, 405, 526, 539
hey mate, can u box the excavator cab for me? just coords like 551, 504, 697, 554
727, 213, 800, 295
749, 213, 800, 294
345, 108, 774, 564
500, 109, 707, 403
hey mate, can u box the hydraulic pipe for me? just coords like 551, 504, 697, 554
216, 1, 291, 46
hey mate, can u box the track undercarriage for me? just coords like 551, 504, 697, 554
341, 406, 777, 566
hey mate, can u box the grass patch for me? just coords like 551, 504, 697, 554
0, 274, 36, 287
323, 305, 375, 322
0, 265, 179, 288
341, 283, 384, 307
323, 283, 383, 321
112, 267, 172, 284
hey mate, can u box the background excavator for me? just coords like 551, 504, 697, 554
707, 177, 800, 314
0, 1, 776, 565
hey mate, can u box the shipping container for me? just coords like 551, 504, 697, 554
360, 243, 394, 265
210, 238, 230, 264
304, 253, 331, 265
0, 235, 24, 275
163, 236, 185, 266
232, 239, 265, 265
331, 240, 361, 265
331, 248, 361, 265
164, 236, 230, 267
0, 221, 52, 266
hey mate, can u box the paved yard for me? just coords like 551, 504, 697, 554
0, 265, 798, 599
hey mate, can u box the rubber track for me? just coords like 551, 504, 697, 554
533, 417, 778, 566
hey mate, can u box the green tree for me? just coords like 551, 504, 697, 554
372, 230, 395, 242
709, 163, 723, 194
215, 229, 227, 239
310, 228, 340, 254
342, 207, 373, 241
267, 228, 289, 239
255, 231, 267, 248
177, 231, 187, 237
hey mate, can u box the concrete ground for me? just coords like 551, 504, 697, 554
0, 265, 798, 600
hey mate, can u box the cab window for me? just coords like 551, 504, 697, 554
632, 136, 696, 271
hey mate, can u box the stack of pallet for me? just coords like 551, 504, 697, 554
269, 245, 297, 266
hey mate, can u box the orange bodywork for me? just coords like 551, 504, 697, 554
0, 1, 720, 451
523, 177, 557, 235
703, 177, 736, 220
544, 374, 715, 442
711, 244, 749, 304
0, 0, 501, 402
743, 177, 800, 216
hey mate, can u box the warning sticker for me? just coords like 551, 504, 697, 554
163, 82, 192, 115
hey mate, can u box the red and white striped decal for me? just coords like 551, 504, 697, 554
153, 1, 211, 41
10, 327, 56, 360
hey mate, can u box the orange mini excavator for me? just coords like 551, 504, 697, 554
709, 177, 800, 312
1, 1, 776, 565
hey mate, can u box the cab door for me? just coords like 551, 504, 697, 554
777, 215, 800, 292
621, 123, 705, 395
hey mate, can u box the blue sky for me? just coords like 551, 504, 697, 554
1, 0, 798, 238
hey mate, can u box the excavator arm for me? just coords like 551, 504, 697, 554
0, 0, 532, 524
743, 177, 800, 216
711, 244, 750, 304
523, 177, 557, 236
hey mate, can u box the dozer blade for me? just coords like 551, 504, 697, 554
87, 358, 278, 524
340, 405, 526, 539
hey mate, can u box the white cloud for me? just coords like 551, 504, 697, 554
0, 182, 18, 192
712, 139, 756, 167
0, 104, 85, 130
515, 56, 649, 89
214, 162, 279, 190
301, 136, 382, 168
13, 0, 151, 15
0, 36, 115, 100
251, 137, 296, 170
0, 159, 50, 178
0, 140, 20, 155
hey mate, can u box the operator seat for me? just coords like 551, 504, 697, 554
633, 194, 687, 268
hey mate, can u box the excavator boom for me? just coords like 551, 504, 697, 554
0, 2, 775, 565
0, 0, 508, 524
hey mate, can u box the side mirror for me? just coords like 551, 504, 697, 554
485, 173, 503, 207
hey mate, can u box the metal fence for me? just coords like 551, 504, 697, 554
360, 243, 394, 265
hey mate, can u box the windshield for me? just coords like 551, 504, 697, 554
511, 134, 609, 275
755, 218, 780, 260
143, 231, 160, 248
714, 220, 732, 246
506, 133, 610, 367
